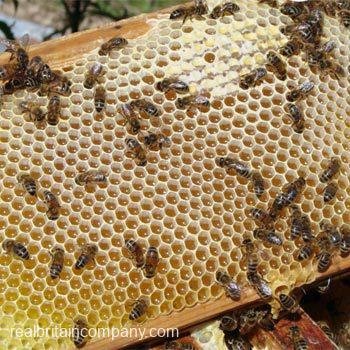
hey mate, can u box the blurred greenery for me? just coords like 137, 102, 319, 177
0, 0, 187, 40
0, 0, 17, 39
42, 0, 187, 40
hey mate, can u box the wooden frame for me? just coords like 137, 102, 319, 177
1, 4, 349, 349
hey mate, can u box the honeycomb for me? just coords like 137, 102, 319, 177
0, 0, 350, 348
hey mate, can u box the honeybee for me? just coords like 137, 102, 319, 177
19, 99, 46, 125
337, 0, 350, 11
279, 293, 299, 313
286, 103, 304, 133
49, 246, 65, 279
175, 94, 210, 111
296, 10, 323, 44
75, 243, 98, 270
270, 177, 306, 219
216, 270, 241, 300
249, 208, 273, 227
215, 156, 235, 170
253, 228, 283, 246
323, 182, 338, 202
72, 318, 89, 348
339, 9, 350, 27
2, 75, 25, 95
280, 1, 308, 21
241, 239, 259, 274
170, 0, 209, 24
340, 226, 350, 255
84, 62, 104, 89
258, 0, 278, 8
219, 314, 238, 332
319, 221, 341, 249
129, 297, 148, 321
232, 160, 252, 178
266, 51, 287, 80
17, 173, 36, 196
165, 341, 194, 350
290, 326, 308, 350
143, 247, 159, 278
119, 104, 140, 135
320, 40, 337, 54
315, 277, 331, 294
155, 78, 189, 94
319, 157, 341, 183
43, 190, 61, 220
0, 34, 29, 70
2, 239, 30, 260
130, 98, 161, 118
317, 321, 334, 341
286, 81, 314, 102
139, 131, 171, 151
224, 331, 252, 350
216, 157, 252, 178
209, 2, 240, 19
239, 67, 267, 89
125, 239, 145, 268
26, 56, 46, 79
75, 170, 107, 186
40, 72, 71, 97
318, 59, 346, 80
246, 272, 272, 300
280, 38, 303, 57
239, 308, 259, 334
296, 243, 313, 261
250, 172, 265, 198
290, 205, 303, 239
94, 85, 106, 113
300, 215, 313, 242
26, 56, 54, 85
47, 95, 61, 126
98, 37, 128, 56
321, 0, 338, 17
317, 250, 332, 272
340, 236, 350, 256
125, 137, 147, 166
257, 309, 275, 331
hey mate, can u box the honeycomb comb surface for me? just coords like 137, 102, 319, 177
0, 0, 350, 348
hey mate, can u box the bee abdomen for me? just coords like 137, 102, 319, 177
323, 183, 338, 202
75, 255, 89, 269
24, 181, 36, 196
340, 236, 350, 255
14, 243, 30, 260
294, 339, 308, 350
278, 293, 298, 312
317, 251, 331, 272
50, 263, 63, 279
297, 244, 312, 261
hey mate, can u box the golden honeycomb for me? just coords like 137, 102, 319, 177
0, 0, 350, 348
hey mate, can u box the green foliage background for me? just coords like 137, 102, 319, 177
0, 0, 187, 40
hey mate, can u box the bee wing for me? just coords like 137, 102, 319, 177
137, 131, 148, 144
300, 80, 314, 93
18, 33, 30, 49
0, 38, 13, 52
